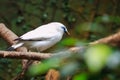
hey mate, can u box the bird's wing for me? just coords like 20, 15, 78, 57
14, 28, 58, 41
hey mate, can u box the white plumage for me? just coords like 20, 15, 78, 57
7, 22, 69, 52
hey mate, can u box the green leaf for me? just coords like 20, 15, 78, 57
60, 38, 78, 46
73, 73, 88, 80
84, 44, 112, 73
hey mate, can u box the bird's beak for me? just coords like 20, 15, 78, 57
66, 30, 70, 35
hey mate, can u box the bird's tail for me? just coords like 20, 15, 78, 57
7, 42, 24, 51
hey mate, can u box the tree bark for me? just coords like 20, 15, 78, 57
0, 51, 52, 60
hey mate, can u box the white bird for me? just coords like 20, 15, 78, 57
7, 22, 70, 52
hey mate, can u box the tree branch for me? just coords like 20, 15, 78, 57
0, 47, 83, 60
0, 23, 27, 51
0, 23, 18, 45
90, 32, 120, 46
0, 51, 52, 60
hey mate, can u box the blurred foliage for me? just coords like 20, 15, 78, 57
0, 0, 120, 80
28, 44, 120, 80
84, 44, 112, 73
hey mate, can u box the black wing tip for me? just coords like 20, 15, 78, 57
14, 37, 22, 41
6, 47, 15, 51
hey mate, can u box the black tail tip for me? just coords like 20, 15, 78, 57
6, 47, 15, 51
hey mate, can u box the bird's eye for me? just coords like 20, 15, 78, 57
61, 26, 66, 32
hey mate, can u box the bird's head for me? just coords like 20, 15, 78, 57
61, 26, 70, 35
49, 22, 70, 35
